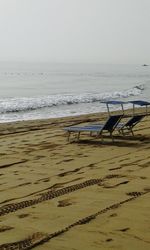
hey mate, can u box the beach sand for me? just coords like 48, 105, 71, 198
0, 111, 150, 250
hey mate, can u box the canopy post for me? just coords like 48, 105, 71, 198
133, 104, 135, 115
106, 103, 110, 116
121, 104, 124, 115
146, 105, 148, 115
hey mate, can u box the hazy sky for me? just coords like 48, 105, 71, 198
0, 0, 149, 64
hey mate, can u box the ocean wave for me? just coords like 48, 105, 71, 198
0, 84, 144, 114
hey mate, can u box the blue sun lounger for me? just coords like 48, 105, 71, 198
64, 114, 122, 142
88, 114, 146, 136
90, 100, 149, 136
117, 114, 146, 135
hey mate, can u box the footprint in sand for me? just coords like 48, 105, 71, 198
119, 227, 130, 232
0, 226, 14, 232
57, 198, 73, 207
17, 213, 30, 218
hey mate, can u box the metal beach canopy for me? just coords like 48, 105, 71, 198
101, 100, 150, 116
100, 100, 127, 115
129, 100, 150, 114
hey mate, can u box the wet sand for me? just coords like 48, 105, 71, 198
0, 111, 150, 250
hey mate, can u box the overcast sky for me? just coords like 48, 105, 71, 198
0, 0, 149, 64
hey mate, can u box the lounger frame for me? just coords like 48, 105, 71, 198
64, 114, 123, 142
117, 114, 145, 136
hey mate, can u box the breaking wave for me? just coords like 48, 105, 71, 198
0, 84, 144, 114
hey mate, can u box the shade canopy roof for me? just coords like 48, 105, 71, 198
101, 100, 150, 115
101, 100, 150, 106
129, 100, 150, 106
101, 100, 126, 105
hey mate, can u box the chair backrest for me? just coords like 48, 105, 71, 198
103, 115, 123, 132
125, 114, 145, 128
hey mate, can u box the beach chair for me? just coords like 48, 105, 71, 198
117, 114, 146, 136
64, 114, 122, 142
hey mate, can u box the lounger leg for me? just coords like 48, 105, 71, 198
118, 129, 121, 134
131, 129, 134, 136
119, 129, 124, 135
97, 132, 103, 141
120, 129, 125, 136
77, 132, 80, 141
67, 132, 71, 142
122, 129, 125, 136
110, 132, 114, 142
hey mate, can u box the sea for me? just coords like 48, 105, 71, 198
0, 62, 150, 123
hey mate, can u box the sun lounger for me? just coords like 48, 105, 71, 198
117, 114, 146, 135
88, 114, 146, 136
64, 114, 122, 142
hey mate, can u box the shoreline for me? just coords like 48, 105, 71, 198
0, 111, 150, 249
0, 105, 149, 128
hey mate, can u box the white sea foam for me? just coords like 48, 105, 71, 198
0, 84, 144, 114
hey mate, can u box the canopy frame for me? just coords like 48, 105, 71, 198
129, 100, 150, 115
101, 100, 126, 116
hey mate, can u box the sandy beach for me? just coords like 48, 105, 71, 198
0, 111, 150, 250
